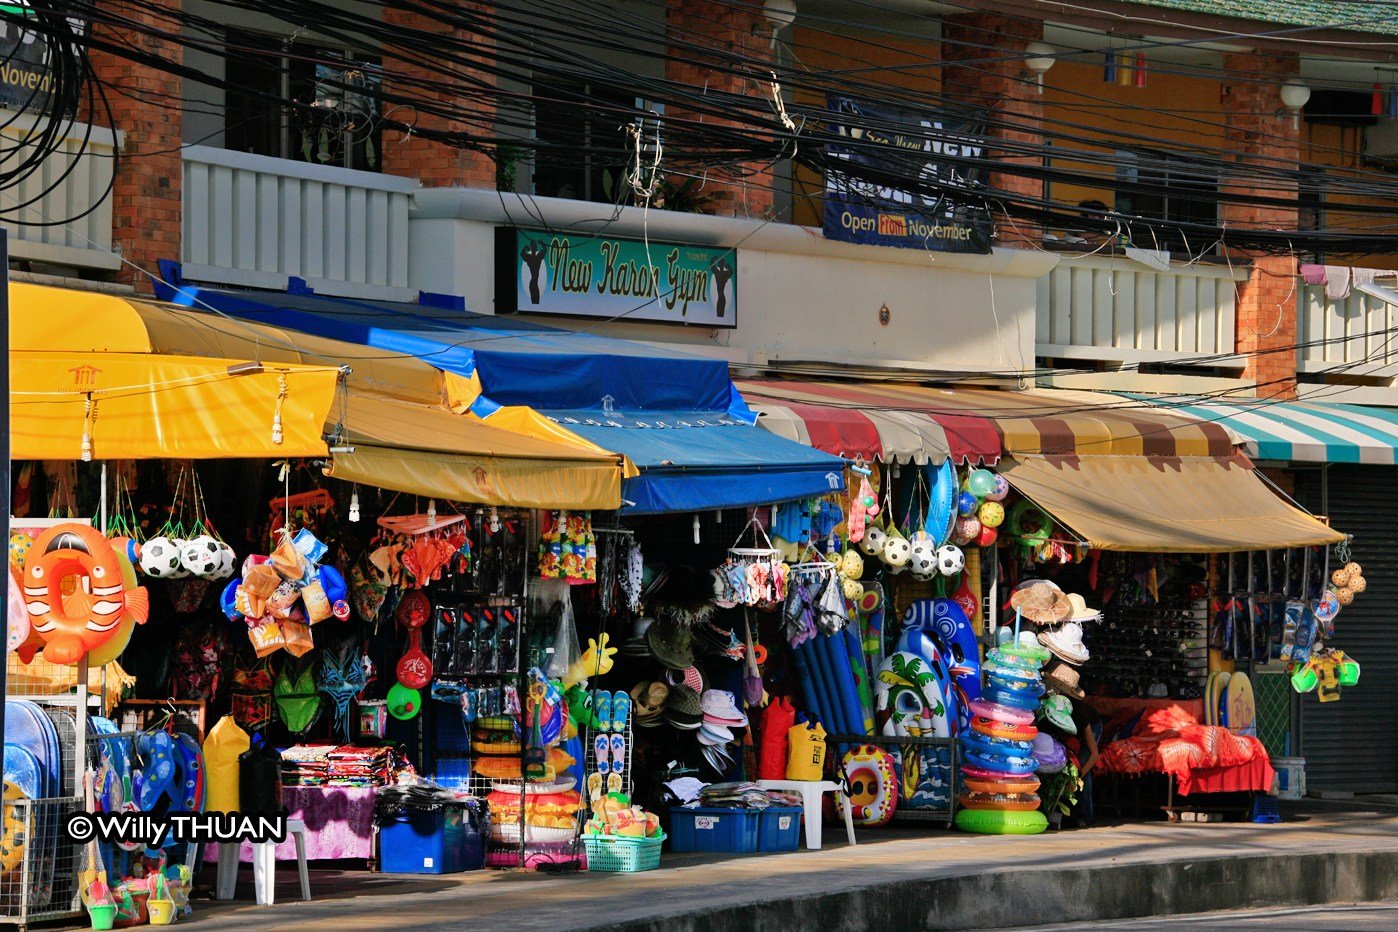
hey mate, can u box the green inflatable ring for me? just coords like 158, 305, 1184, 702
955, 807, 1048, 835
1007, 499, 1052, 545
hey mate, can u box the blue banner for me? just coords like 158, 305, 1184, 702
823, 95, 992, 254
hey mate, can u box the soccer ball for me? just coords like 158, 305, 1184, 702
858, 525, 888, 557
935, 545, 965, 577
882, 534, 912, 568
908, 532, 937, 579
211, 542, 238, 580
139, 536, 183, 578
180, 535, 221, 578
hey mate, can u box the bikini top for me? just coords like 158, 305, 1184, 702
273, 659, 323, 736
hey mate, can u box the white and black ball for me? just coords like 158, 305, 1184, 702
139, 536, 183, 578
211, 542, 238, 580
935, 545, 965, 577
180, 535, 221, 578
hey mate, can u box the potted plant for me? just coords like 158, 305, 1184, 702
1039, 761, 1082, 829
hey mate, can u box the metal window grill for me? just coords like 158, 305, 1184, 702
1254, 670, 1294, 758
0, 796, 86, 926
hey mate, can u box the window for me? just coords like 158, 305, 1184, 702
223, 29, 381, 172
1115, 151, 1218, 252
529, 80, 661, 204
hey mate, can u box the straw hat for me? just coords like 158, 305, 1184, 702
1009, 580, 1073, 625
1065, 593, 1101, 623
1042, 657, 1086, 700
646, 622, 695, 670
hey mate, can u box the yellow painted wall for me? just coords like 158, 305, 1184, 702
788, 25, 941, 228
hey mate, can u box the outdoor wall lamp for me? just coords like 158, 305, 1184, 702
1023, 41, 1057, 93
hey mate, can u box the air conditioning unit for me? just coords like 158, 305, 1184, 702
1363, 118, 1398, 163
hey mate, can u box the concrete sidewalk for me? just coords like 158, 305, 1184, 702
69, 800, 1398, 931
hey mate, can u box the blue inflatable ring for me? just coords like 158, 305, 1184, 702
963, 749, 1038, 775
961, 731, 1034, 758
984, 685, 1043, 711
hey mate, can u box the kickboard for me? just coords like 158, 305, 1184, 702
1224, 672, 1256, 737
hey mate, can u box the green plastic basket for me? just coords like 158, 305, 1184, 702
583, 831, 665, 872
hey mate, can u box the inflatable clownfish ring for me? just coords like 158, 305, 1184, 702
21, 524, 149, 665
842, 744, 898, 827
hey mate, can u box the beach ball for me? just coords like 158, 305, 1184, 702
7, 533, 34, 571
957, 492, 979, 516
953, 515, 982, 546
978, 502, 1005, 529
966, 469, 997, 498
987, 475, 1010, 502
840, 550, 864, 580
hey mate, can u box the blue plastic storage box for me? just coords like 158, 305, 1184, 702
668, 807, 760, 853
379, 805, 485, 874
757, 806, 802, 852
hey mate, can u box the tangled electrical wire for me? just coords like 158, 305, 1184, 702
13, 0, 1398, 253
0, 3, 114, 229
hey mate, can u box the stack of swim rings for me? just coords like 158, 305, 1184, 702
955, 632, 1051, 835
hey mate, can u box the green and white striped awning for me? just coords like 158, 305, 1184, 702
1122, 396, 1398, 465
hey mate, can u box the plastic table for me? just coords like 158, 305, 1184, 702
757, 779, 857, 850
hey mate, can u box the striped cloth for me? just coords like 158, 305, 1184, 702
736, 380, 1240, 465
1119, 395, 1398, 464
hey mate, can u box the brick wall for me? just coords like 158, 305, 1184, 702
663, 0, 775, 219
83, 0, 184, 293
940, 13, 1044, 246
1220, 52, 1301, 397
379, 3, 497, 188
1220, 51, 1300, 234
1235, 255, 1299, 398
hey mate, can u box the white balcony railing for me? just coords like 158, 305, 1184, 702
1, 109, 120, 270
1298, 282, 1398, 377
182, 145, 417, 300
1036, 253, 1243, 366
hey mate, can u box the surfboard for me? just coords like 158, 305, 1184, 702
1224, 672, 1256, 737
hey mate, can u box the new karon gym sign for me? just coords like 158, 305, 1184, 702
496, 228, 737, 328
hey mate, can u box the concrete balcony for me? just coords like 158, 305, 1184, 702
1, 110, 120, 271
1036, 252, 1244, 369
1297, 280, 1398, 403
181, 145, 417, 300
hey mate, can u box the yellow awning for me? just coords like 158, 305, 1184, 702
326, 395, 622, 509
1000, 454, 1344, 552
11, 351, 339, 460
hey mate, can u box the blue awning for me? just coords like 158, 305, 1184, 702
1120, 394, 1398, 464
162, 283, 847, 512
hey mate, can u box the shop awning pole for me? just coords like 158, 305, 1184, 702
1, 231, 10, 752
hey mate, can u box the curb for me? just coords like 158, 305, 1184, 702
597, 848, 1398, 930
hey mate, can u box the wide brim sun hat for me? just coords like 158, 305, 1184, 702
1009, 580, 1073, 625
646, 622, 695, 670
1042, 658, 1087, 700
1038, 621, 1090, 665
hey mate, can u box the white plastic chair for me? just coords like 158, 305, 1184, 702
215, 818, 311, 906
757, 779, 857, 850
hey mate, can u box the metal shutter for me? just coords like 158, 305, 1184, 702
1296, 466, 1398, 793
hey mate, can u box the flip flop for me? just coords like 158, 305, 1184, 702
607, 772, 623, 794
586, 771, 603, 802
594, 734, 610, 775
608, 734, 626, 778
594, 690, 613, 733
610, 690, 631, 735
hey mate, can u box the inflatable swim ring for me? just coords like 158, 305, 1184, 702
968, 699, 1034, 726
958, 792, 1042, 812
984, 685, 1042, 712
993, 642, 1051, 666
987, 672, 1046, 696
875, 651, 951, 738
963, 749, 1038, 775
971, 715, 1038, 741
955, 807, 1048, 835
841, 744, 897, 826
962, 731, 1034, 757
0, 781, 26, 872
962, 774, 1041, 795
21, 524, 150, 665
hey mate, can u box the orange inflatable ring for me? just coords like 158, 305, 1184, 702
959, 791, 1042, 812
971, 715, 1038, 742
962, 775, 1041, 796
21, 524, 149, 665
